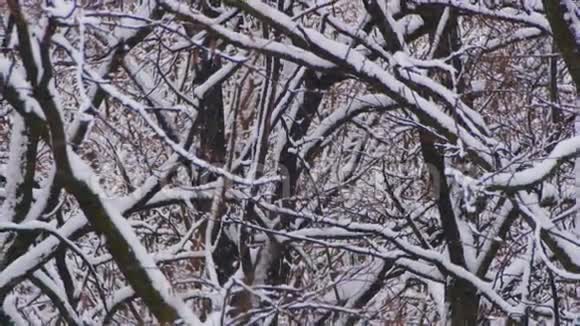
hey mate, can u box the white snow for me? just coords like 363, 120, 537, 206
44, 0, 75, 19
0, 59, 46, 119
68, 151, 203, 325
1, 115, 28, 223
482, 136, 580, 189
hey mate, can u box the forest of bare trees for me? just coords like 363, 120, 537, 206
3, 0, 580, 324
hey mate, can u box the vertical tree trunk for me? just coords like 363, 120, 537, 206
448, 279, 479, 325
422, 7, 480, 325
575, 95, 580, 233
542, 0, 580, 232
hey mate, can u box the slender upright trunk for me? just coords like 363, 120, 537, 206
447, 279, 479, 325
421, 7, 481, 324
542, 1, 580, 231
575, 95, 580, 234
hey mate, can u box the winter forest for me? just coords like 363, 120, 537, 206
5, 0, 580, 325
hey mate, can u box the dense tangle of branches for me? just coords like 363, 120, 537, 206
2, 0, 580, 324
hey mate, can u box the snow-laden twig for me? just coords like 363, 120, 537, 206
256, 202, 521, 315
481, 136, 580, 190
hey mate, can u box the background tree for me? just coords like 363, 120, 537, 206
1, 0, 580, 325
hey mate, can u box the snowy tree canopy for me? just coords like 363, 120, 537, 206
2, 0, 580, 324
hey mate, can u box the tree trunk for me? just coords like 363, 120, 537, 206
448, 279, 479, 326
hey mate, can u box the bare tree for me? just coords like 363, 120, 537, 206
1, 0, 580, 325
